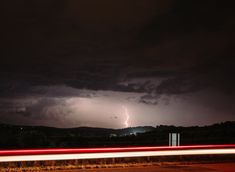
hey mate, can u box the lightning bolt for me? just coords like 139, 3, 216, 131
122, 106, 130, 128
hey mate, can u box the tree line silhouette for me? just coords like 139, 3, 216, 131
0, 121, 235, 149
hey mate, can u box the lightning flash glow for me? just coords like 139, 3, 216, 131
123, 106, 130, 128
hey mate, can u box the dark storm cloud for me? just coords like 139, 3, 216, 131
1, 0, 234, 94
0, 97, 78, 127
1, 0, 234, 95
138, 0, 234, 45
1, 0, 235, 127
1, 0, 174, 89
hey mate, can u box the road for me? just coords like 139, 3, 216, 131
51, 163, 235, 172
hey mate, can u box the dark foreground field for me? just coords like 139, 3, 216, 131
1, 155, 235, 172
51, 163, 235, 172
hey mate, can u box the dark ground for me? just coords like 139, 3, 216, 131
50, 163, 235, 172
1, 121, 235, 149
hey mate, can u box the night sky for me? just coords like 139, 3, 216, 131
1, 0, 235, 128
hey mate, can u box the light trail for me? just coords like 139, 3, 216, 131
1, 149, 235, 162
1, 145, 235, 162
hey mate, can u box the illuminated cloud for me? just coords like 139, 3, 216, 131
0, 0, 234, 128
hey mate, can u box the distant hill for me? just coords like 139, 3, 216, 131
0, 123, 154, 138
0, 121, 235, 149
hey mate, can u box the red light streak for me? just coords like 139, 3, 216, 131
1, 144, 235, 162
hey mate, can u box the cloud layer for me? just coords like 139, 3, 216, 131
0, 0, 234, 128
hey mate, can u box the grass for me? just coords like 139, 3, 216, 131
1, 155, 235, 171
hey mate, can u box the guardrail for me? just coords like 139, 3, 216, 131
1, 144, 235, 162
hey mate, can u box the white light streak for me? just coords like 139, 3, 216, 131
122, 106, 130, 128
1, 149, 235, 162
